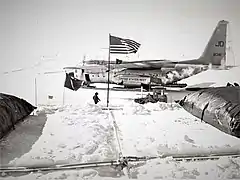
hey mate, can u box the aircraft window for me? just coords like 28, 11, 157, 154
92, 75, 94, 77
75, 70, 77, 73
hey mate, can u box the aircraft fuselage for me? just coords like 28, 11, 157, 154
73, 63, 209, 87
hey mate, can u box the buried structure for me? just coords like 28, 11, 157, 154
0, 93, 36, 139
178, 86, 240, 138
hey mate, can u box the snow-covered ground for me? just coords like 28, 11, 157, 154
1, 66, 240, 179
3, 99, 240, 179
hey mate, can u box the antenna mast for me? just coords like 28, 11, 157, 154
107, 34, 111, 107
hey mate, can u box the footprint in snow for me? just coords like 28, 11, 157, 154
184, 135, 195, 144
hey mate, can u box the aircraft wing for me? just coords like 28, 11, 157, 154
63, 59, 177, 72
63, 65, 108, 71
115, 59, 176, 69
185, 82, 215, 91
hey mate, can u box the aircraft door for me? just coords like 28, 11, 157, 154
85, 74, 91, 82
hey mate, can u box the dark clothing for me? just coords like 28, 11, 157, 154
93, 94, 100, 104
234, 83, 239, 86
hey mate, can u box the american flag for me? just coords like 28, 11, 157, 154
109, 35, 141, 54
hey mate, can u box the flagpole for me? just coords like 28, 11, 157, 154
63, 72, 66, 106
34, 76, 37, 107
107, 34, 111, 107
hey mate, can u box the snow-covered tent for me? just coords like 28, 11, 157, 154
0, 93, 36, 139
178, 86, 240, 138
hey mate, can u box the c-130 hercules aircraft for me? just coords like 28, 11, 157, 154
64, 20, 232, 88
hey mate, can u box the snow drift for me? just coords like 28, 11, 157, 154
0, 93, 36, 139
178, 86, 240, 138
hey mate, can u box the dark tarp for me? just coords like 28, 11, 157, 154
178, 86, 240, 138
116, 59, 123, 64
141, 83, 150, 91
64, 72, 83, 91
0, 93, 36, 139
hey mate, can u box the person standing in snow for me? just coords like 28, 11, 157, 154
93, 92, 100, 104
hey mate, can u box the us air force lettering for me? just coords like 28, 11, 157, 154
64, 20, 233, 89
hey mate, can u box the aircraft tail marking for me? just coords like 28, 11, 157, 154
199, 20, 228, 65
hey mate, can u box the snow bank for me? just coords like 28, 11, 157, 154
180, 66, 240, 87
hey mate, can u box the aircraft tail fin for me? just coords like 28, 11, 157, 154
199, 20, 228, 66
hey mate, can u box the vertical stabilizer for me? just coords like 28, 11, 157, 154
199, 20, 228, 65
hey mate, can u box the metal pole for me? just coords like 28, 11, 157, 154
63, 71, 66, 106
107, 34, 111, 107
34, 76, 37, 107
149, 82, 151, 92
63, 86, 65, 106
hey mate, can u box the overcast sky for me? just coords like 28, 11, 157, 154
0, 0, 240, 72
